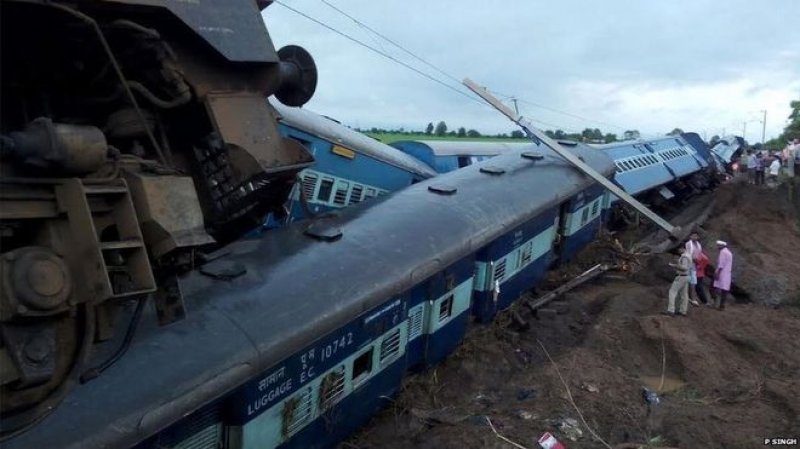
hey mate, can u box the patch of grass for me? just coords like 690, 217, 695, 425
365, 132, 531, 144
670, 384, 703, 402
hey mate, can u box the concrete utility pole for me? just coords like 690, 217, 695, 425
463, 78, 679, 236
511, 97, 519, 115
761, 110, 767, 144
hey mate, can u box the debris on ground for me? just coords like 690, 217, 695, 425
342, 181, 800, 449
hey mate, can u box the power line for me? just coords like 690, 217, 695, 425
274, 0, 484, 107
274, 1, 582, 134
489, 89, 629, 132
318, 0, 463, 86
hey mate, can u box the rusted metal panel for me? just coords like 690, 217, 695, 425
97, 0, 279, 63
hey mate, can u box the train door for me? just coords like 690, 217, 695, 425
552, 201, 570, 266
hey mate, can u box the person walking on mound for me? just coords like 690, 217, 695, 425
694, 251, 711, 305
665, 246, 692, 317
713, 241, 734, 310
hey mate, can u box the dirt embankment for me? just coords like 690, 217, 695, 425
343, 181, 800, 449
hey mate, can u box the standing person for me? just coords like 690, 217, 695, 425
787, 139, 798, 178
665, 247, 692, 317
753, 153, 765, 186
745, 150, 756, 184
739, 151, 750, 179
768, 156, 781, 187
694, 251, 711, 305
713, 241, 734, 310
685, 232, 702, 305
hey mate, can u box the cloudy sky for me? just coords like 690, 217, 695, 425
262, 0, 800, 142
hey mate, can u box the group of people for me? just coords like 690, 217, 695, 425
739, 150, 780, 186
665, 232, 733, 317
738, 138, 799, 186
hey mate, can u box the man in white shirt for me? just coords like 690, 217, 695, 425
684, 231, 702, 306
768, 157, 781, 186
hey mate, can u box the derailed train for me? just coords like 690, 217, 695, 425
0, 2, 720, 449
5, 140, 618, 449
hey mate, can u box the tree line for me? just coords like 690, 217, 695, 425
765, 99, 800, 150
361, 121, 697, 144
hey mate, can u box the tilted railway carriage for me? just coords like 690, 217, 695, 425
4, 144, 614, 449
389, 140, 532, 173
269, 103, 437, 225
594, 134, 714, 205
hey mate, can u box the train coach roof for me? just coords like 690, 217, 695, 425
8, 143, 615, 449
391, 139, 535, 156
271, 101, 437, 178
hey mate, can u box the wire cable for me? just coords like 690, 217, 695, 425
318, 0, 463, 85
274, 0, 484, 107
275, 1, 582, 134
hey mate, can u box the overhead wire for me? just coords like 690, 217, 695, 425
318, 0, 463, 86
489, 89, 629, 132
274, 0, 582, 134
274, 0, 485, 108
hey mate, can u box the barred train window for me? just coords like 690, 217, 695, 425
581, 207, 590, 225
333, 182, 349, 205
438, 295, 454, 322
591, 200, 599, 217
318, 367, 345, 411
281, 388, 313, 437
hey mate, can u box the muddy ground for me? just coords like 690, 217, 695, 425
341, 180, 800, 449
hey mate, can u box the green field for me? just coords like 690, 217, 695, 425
365, 132, 531, 144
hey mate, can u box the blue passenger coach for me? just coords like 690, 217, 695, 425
8, 143, 615, 449
389, 140, 531, 173
595, 134, 713, 204
270, 102, 437, 224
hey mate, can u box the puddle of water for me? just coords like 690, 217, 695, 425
640, 375, 686, 393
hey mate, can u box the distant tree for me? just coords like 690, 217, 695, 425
785, 99, 800, 140
370, 127, 379, 134
448, 130, 457, 136
667, 128, 684, 136
496, 133, 508, 138
581, 128, 593, 141
623, 130, 640, 140
434, 121, 448, 136
466, 129, 481, 138
425, 122, 434, 135
545, 130, 556, 138
709, 135, 721, 146
554, 130, 567, 139
510, 130, 524, 139
765, 98, 800, 150
457, 127, 466, 137
603, 133, 617, 143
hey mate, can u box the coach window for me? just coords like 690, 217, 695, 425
317, 179, 334, 202
351, 347, 373, 386
581, 207, 590, 225
438, 295, 454, 322
457, 156, 470, 168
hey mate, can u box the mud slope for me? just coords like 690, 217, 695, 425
343, 182, 800, 449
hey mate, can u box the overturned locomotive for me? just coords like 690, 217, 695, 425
0, 0, 317, 437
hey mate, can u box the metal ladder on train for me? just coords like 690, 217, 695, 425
463, 78, 679, 237
56, 179, 156, 302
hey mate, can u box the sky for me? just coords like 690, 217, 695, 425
262, 0, 800, 142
